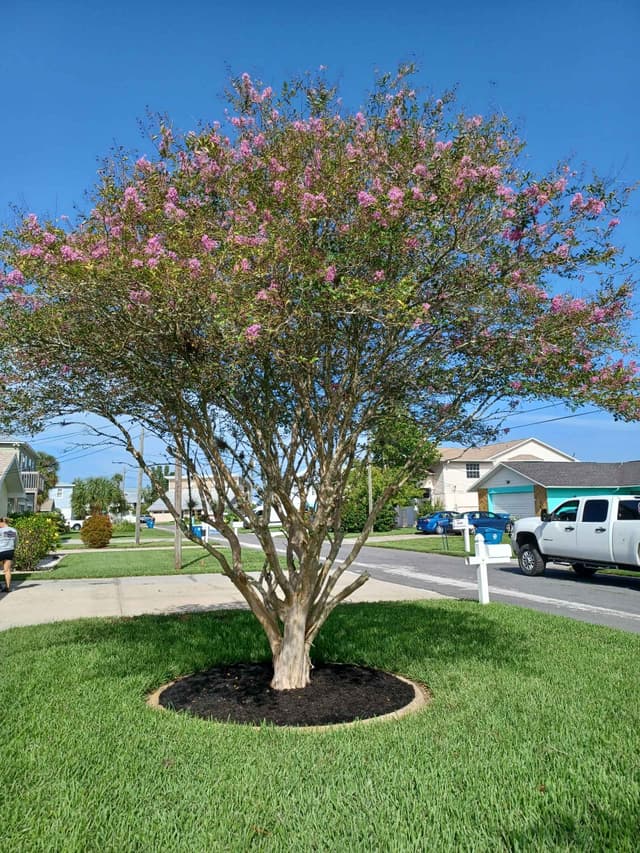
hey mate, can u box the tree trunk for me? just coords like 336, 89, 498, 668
270, 601, 312, 690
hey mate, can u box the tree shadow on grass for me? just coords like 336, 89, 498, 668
5, 600, 531, 692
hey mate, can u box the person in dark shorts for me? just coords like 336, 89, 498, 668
0, 517, 18, 593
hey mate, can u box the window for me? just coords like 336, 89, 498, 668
551, 500, 579, 522
582, 500, 609, 523
618, 500, 640, 521
466, 463, 480, 479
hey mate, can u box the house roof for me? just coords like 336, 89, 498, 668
437, 438, 574, 463
473, 460, 640, 490
0, 436, 37, 459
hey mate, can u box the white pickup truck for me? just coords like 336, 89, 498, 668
511, 494, 640, 578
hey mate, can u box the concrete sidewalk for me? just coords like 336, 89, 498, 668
0, 572, 444, 631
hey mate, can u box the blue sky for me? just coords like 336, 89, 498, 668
2, 0, 639, 485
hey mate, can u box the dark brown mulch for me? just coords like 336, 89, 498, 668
158, 662, 417, 727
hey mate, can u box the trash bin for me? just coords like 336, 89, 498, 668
145, 518, 155, 529
482, 527, 503, 544
191, 524, 203, 539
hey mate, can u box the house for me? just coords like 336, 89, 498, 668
0, 437, 45, 512
0, 450, 28, 515
471, 460, 640, 520
146, 473, 249, 523
421, 438, 575, 513
50, 483, 74, 522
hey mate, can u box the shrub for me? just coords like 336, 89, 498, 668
10, 514, 59, 571
112, 521, 135, 535
80, 514, 113, 548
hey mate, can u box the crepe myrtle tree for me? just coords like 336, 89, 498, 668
1, 67, 639, 688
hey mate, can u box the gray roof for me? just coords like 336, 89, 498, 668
498, 461, 640, 488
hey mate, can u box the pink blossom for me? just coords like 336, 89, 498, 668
188, 258, 201, 275
42, 232, 56, 246
201, 234, 218, 252
569, 192, 584, 209
496, 185, 516, 201
128, 288, 151, 305
404, 237, 419, 250
510, 380, 523, 391
60, 245, 84, 262
553, 177, 567, 193
135, 156, 153, 172
131, 259, 144, 268
240, 258, 250, 272
412, 164, 428, 177
19, 246, 44, 258
144, 235, 164, 256
301, 192, 327, 213
502, 207, 516, 220
357, 190, 376, 207
245, 323, 262, 342
373, 270, 385, 281
422, 302, 431, 312
91, 243, 108, 259
388, 187, 404, 203
255, 289, 269, 300
324, 265, 336, 283
272, 180, 286, 196
146, 257, 159, 269
554, 243, 570, 260
411, 187, 425, 201
584, 197, 605, 215
608, 217, 620, 228
4, 269, 25, 286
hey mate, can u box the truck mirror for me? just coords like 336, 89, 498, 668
540, 508, 549, 521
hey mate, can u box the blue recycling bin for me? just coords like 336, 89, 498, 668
191, 524, 203, 539
145, 518, 155, 529
482, 527, 503, 544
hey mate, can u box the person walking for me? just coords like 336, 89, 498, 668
0, 517, 18, 593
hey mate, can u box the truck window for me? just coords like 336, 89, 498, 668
550, 500, 579, 522
617, 500, 640, 521
582, 499, 609, 523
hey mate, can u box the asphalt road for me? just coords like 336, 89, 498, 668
227, 532, 640, 634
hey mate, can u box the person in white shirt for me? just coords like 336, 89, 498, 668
0, 517, 18, 593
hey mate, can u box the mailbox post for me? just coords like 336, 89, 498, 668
465, 533, 514, 604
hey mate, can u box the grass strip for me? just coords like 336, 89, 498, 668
14, 546, 270, 581
1, 600, 639, 850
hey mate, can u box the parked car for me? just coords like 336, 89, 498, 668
461, 511, 513, 535
416, 511, 461, 534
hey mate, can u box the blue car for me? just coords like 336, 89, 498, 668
416, 511, 461, 534
461, 511, 512, 534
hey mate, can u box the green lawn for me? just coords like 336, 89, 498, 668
2, 600, 639, 850
368, 531, 508, 556
17, 546, 270, 580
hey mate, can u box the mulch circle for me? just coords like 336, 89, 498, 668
152, 662, 429, 728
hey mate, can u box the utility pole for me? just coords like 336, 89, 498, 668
134, 427, 144, 546
174, 453, 182, 570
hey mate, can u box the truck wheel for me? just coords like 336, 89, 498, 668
572, 563, 597, 579
518, 543, 546, 576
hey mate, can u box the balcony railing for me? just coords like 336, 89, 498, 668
21, 471, 45, 491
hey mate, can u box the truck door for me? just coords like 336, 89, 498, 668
577, 498, 611, 564
540, 499, 580, 558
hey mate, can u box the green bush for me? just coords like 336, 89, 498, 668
112, 521, 135, 535
10, 514, 59, 571
80, 514, 113, 548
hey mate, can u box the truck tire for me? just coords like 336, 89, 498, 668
518, 542, 546, 576
571, 563, 597, 579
